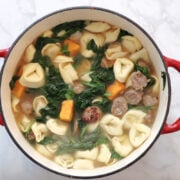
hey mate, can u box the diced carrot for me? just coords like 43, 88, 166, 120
12, 80, 26, 98
59, 100, 74, 122
106, 80, 125, 100
63, 39, 80, 56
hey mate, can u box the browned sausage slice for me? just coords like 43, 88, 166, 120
124, 88, 143, 105
82, 106, 102, 123
111, 96, 128, 117
142, 94, 158, 106
131, 71, 148, 90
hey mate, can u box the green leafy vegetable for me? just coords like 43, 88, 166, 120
87, 39, 98, 52
65, 88, 75, 100
38, 136, 55, 145
128, 104, 155, 112
35, 37, 59, 51
52, 20, 86, 39
57, 127, 109, 155
161, 71, 166, 90
118, 29, 132, 41
73, 54, 85, 69
134, 63, 149, 77
9, 75, 19, 90
87, 39, 108, 70
110, 149, 123, 160
61, 44, 70, 56
90, 67, 115, 84
92, 97, 111, 113
134, 63, 156, 88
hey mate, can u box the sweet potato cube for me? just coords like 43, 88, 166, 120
59, 100, 74, 122
106, 80, 125, 100
12, 81, 26, 98
63, 39, 80, 56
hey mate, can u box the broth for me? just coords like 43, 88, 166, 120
10, 20, 159, 170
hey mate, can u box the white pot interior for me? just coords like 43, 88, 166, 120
0, 7, 170, 178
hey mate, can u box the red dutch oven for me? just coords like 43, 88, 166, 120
0, 7, 180, 179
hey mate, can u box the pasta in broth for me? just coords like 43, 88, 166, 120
10, 20, 159, 169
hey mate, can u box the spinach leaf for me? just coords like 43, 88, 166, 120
65, 88, 75, 100
90, 67, 115, 84
92, 97, 111, 113
87, 39, 98, 52
52, 20, 86, 39
35, 37, 59, 51
38, 136, 55, 145
110, 149, 123, 160
57, 127, 109, 155
134, 63, 156, 88
73, 54, 85, 69
128, 104, 155, 113
74, 88, 95, 112
61, 44, 69, 56
147, 76, 156, 88
87, 39, 108, 70
75, 78, 108, 113
118, 29, 132, 41
134, 63, 150, 77
161, 71, 166, 90
9, 75, 19, 90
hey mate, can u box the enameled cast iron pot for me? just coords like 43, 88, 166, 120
0, 7, 180, 179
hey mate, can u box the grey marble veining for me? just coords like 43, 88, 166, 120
0, 0, 180, 180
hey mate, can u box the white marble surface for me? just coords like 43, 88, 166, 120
0, 0, 180, 180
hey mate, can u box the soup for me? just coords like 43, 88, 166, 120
10, 20, 159, 169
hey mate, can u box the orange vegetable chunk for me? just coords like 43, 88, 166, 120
12, 80, 26, 98
106, 80, 125, 100
63, 39, 80, 56
59, 100, 74, 122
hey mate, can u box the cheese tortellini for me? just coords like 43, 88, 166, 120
54, 55, 78, 84
129, 123, 151, 148
41, 43, 61, 60
73, 159, 94, 170
100, 114, 124, 136
19, 63, 45, 88
33, 95, 48, 116
121, 35, 142, 53
113, 58, 134, 83
19, 115, 33, 132
35, 144, 53, 158
122, 109, 146, 129
23, 44, 36, 62
97, 144, 111, 164
46, 118, 69, 136
129, 48, 150, 63
75, 147, 98, 160
80, 31, 105, 58
85, 21, 111, 33
104, 27, 120, 44
11, 95, 20, 112
54, 154, 74, 168
105, 44, 128, 60
31, 122, 49, 143
112, 135, 134, 157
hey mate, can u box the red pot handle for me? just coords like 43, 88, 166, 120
161, 56, 180, 134
0, 48, 9, 58
0, 48, 9, 126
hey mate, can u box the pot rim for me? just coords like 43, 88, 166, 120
0, 6, 171, 179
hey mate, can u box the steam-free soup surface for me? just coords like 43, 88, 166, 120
10, 20, 159, 169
